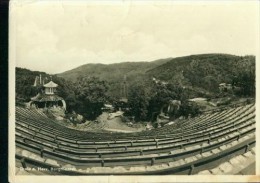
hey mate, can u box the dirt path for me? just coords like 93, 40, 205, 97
98, 112, 145, 132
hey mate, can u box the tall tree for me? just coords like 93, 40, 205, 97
74, 76, 109, 120
127, 84, 150, 122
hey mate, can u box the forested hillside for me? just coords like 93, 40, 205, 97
16, 68, 110, 120
58, 58, 172, 97
15, 68, 49, 101
16, 53, 255, 121
58, 54, 255, 98
146, 54, 255, 96
58, 58, 172, 81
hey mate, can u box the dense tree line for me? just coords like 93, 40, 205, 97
73, 76, 109, 120
15, 68, 48, 101
58, 54, 255, 100
147, 54, 255, 97
231, 56, 255, 97
16, 54, 255, 123
126, 81, 202, 123
125, 55, 255, 123
16, 68, 109, 120
127, 84, 150, 122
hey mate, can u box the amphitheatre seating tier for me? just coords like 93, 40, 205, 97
15, 112, 255, 152
16, 124, 255, 160
15, 104, 254, 140
16, 134, 255, 175
15, 104, 256, 174
15, 105, 254, 143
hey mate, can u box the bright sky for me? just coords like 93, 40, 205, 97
11, 0, 259, 74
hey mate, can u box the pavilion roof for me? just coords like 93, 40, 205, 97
43, 81, 58, 88
119, 98, 128, 103
31, 93, 63, 102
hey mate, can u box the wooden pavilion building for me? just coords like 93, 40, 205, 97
30, 80, 66, 110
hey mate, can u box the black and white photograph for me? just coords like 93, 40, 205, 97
9, 0, 259, 182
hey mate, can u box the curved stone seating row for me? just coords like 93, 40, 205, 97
15, 104, 256, 174
16, 133, 255, 174
15, 105, 255, 160
148, 104, 253, 137
15, 110, 255, 154
16, 122, 255, 159
15, 104, 254, 142
15, 104, 255, 147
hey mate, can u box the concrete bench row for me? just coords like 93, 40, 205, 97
16, 105, 255, 147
